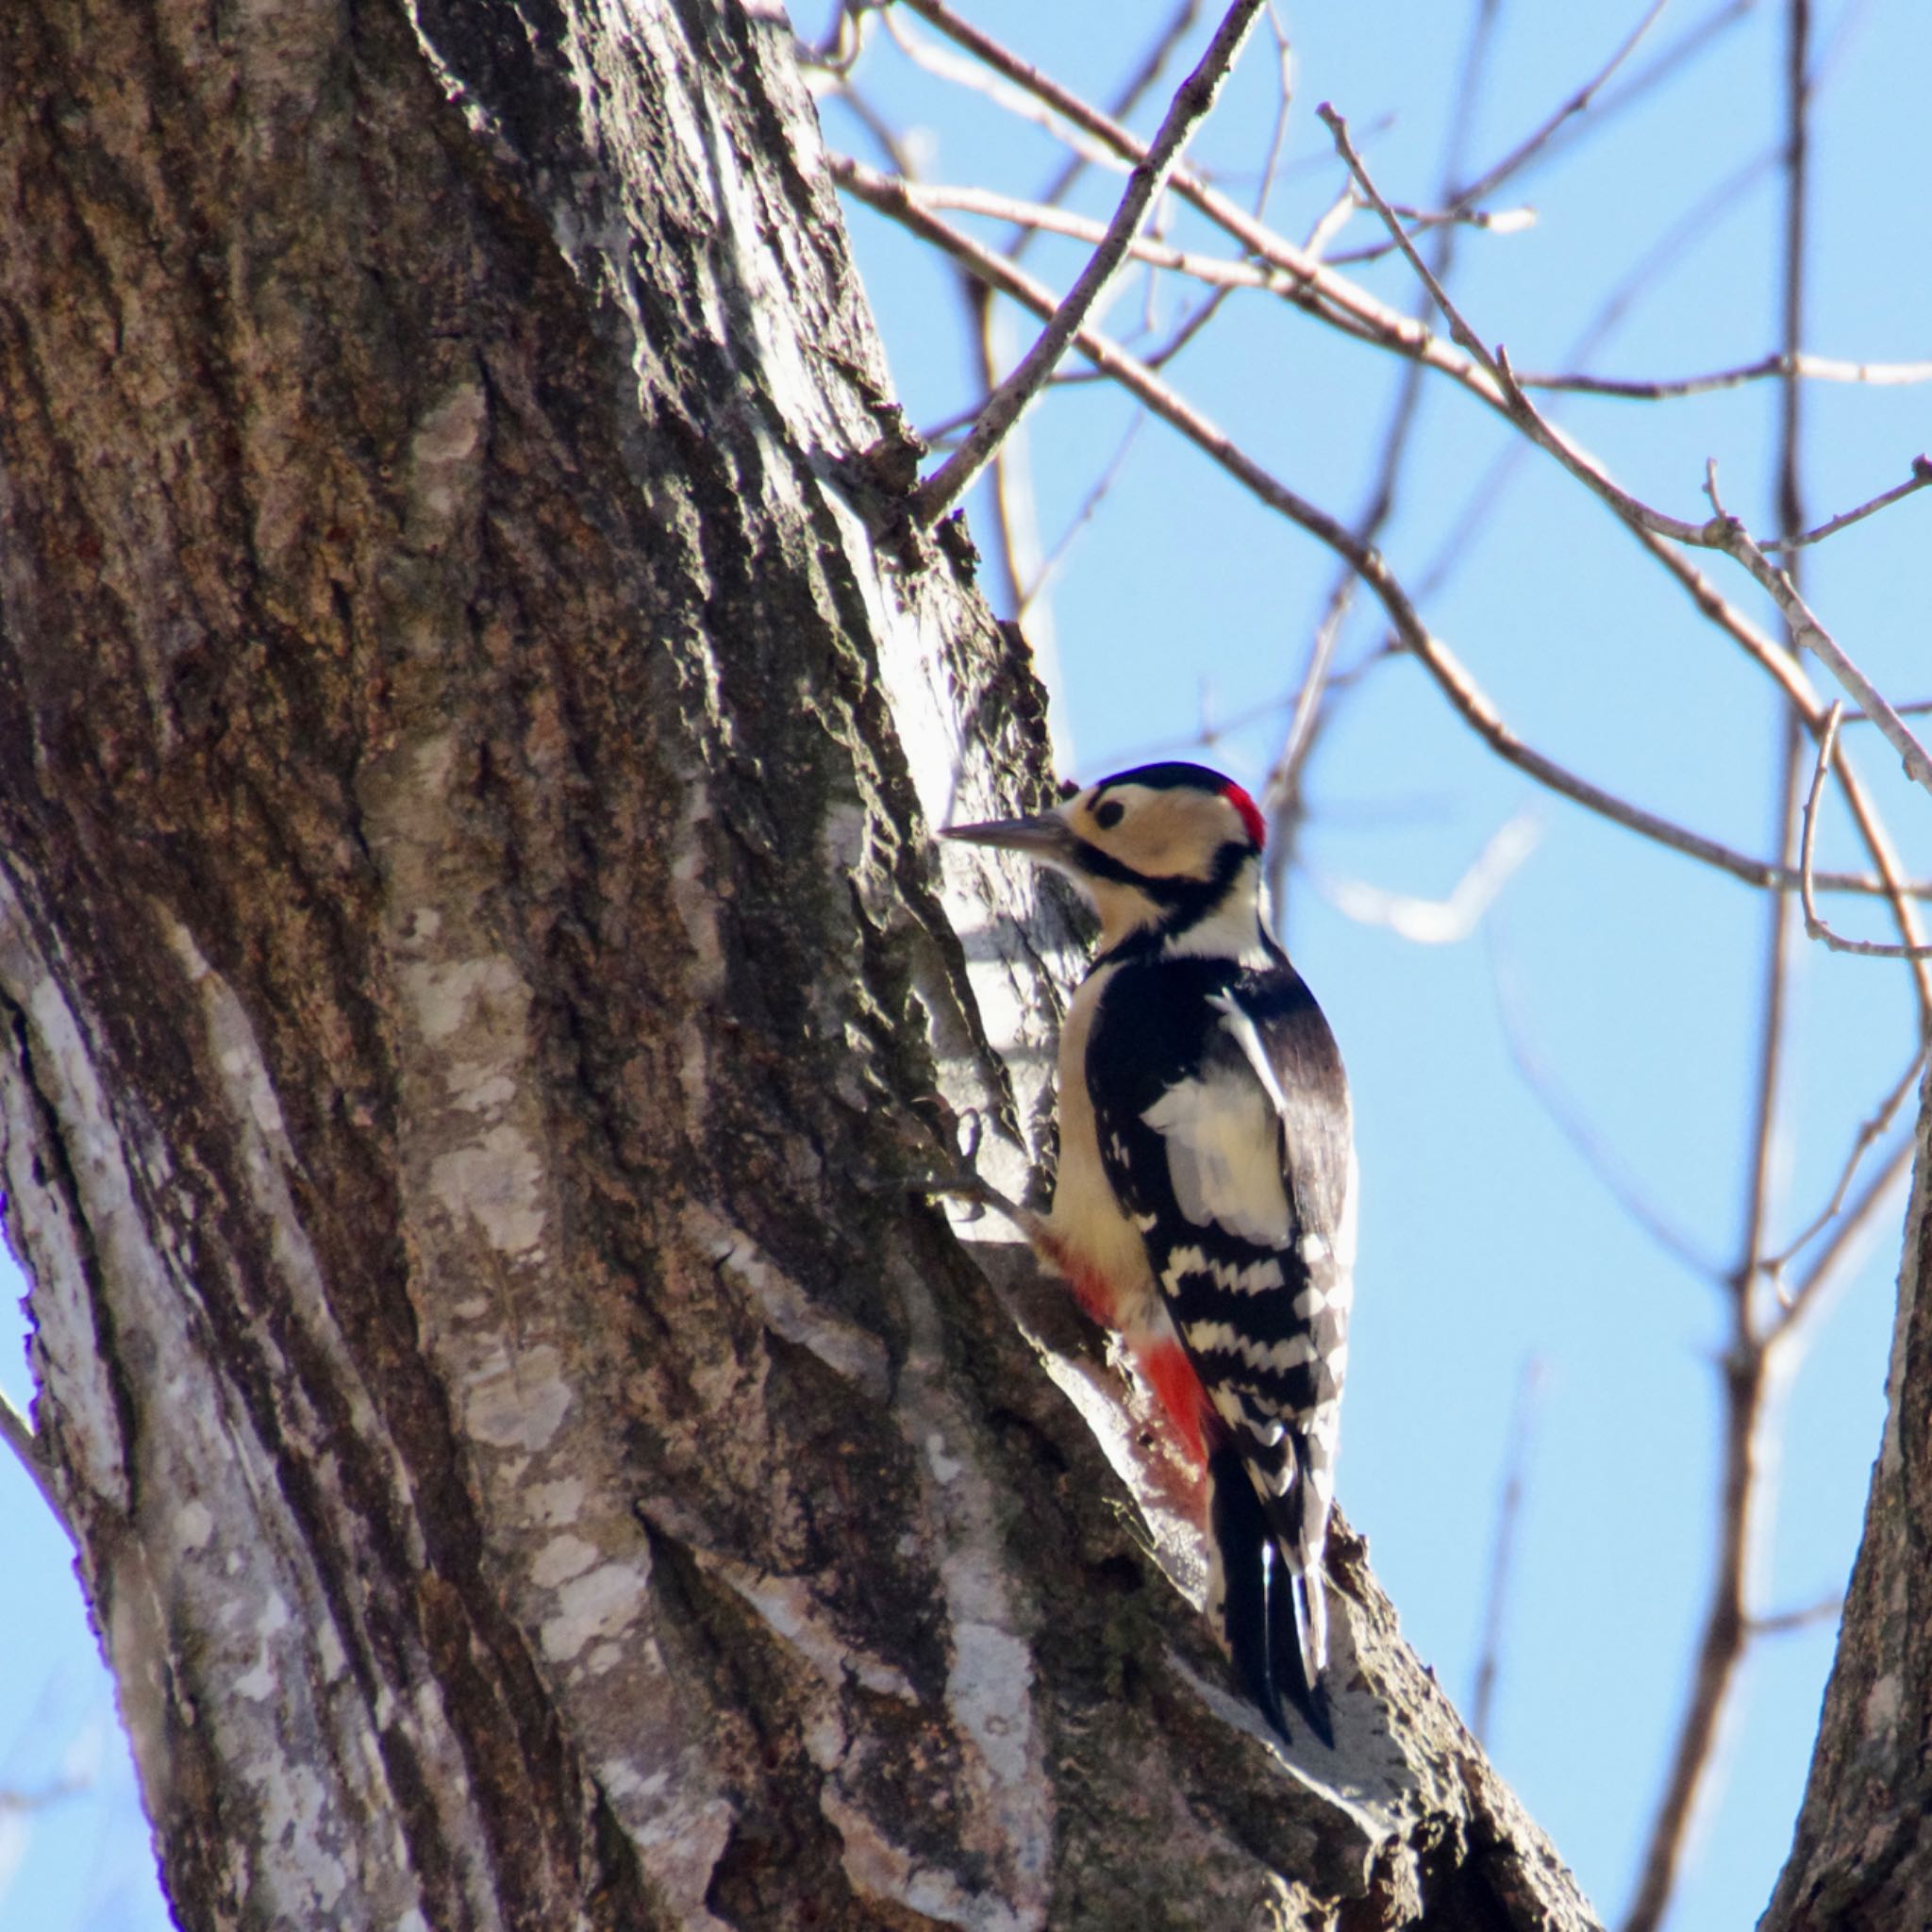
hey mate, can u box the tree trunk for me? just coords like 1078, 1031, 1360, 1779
0, 4, 1602, 1927
1760, 1063, 1932, 1932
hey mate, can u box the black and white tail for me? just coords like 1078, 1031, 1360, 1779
1205, 1435, 1335, 1748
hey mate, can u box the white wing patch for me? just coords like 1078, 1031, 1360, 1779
1207, 990, 1291, 1119
1140, 1068, 1291, 1244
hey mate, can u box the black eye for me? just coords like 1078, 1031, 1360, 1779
1093, 799, 1125, 829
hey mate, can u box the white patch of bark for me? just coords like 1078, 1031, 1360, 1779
692, 1203, 891, 1399
891, 1260, 1054, 1926
687, 1539, 919, 1704
0, 881, 506, 1929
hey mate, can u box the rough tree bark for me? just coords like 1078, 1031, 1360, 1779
1761, 1061, 1932, 1932
0, 3, 1903, 1929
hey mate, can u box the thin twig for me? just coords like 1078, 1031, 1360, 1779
1008, 0, 1207, 265
1702, 463, 1932, 798
1, 1385, 74, 1545
1322, 104, 1727, 551
1768, 1049, 1926, 1275
1471, 1357, 1547, 1746
1455, 0, 1757, 207
898, 0, 1931, 638
1253, 3, 1295, 225
1323, 200, 1536, 266
968, 288, 1055, 677
1451, 0, 1671, 211
1797, 702, 1845, 941
1775, 1123, 1918, 1333
1746, 1594, 1843, 1639
1021, 415, 1146, 617
911, 0, 1265, 524
1799, 713, 1932, 958
888, 187, 1932, 421
874, 182, 1312, 293
891, 0, 1495, 370
1326, 93, 1932, 727
1765, 456, 1932, 549
881, 9, 1137, 175
1520, 353, 1932, 401
1408, 146, 1778, 605
917, 276, 1230, 448
1490, 926, 1722, 1280
1845, 698, 1932, 722
1624, 526, 1932, 1022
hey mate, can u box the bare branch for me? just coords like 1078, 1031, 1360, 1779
1454, 0, 1759, 206
1702, 464, 1932, 797
1471, 1357, 1548, 1746
1322, 199, 1537, 267
1020, 415, 1146, 618
1450, 0, 1671, 211
1623, 527, 1932, 1020
1307, 106, 1932, 1010
1490, 928, 1723, 1281
1746, 1595, 1843, 1639
1518, 352, 1932, 401
1321, 104, 1732, 552
1768, 1049, 1926, 1275
837, 156, 1932, 910
1799, 706, 1932, 958
1766, 455, 1932, 549
869, 181, 1303, 291
912, 0, 1266, 524
881, 8, 1136, 174
1009, 0, 1208, 264
885, 188, 1932, 432
1774, 1122, 1918, 1333
1844, 698, 1932, 722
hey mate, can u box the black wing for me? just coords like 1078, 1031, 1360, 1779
1088, 951, 1353, 1742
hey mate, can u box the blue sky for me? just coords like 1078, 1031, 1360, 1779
5, 4, 1929, 1927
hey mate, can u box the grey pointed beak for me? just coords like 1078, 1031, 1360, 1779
940, 809, 1074, 863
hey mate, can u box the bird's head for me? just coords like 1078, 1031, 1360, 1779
943, 761, 1270, 957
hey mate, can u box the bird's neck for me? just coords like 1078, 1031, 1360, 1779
1157, 886, 1274, 966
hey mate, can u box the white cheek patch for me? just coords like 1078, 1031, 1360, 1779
1141, 1072, 1291, 1245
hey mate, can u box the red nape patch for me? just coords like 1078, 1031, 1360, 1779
1142, 1341, 1208, 1469
1221, 781, 1267, 851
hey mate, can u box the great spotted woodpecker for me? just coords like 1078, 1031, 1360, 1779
945, 761, 1355, 1747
